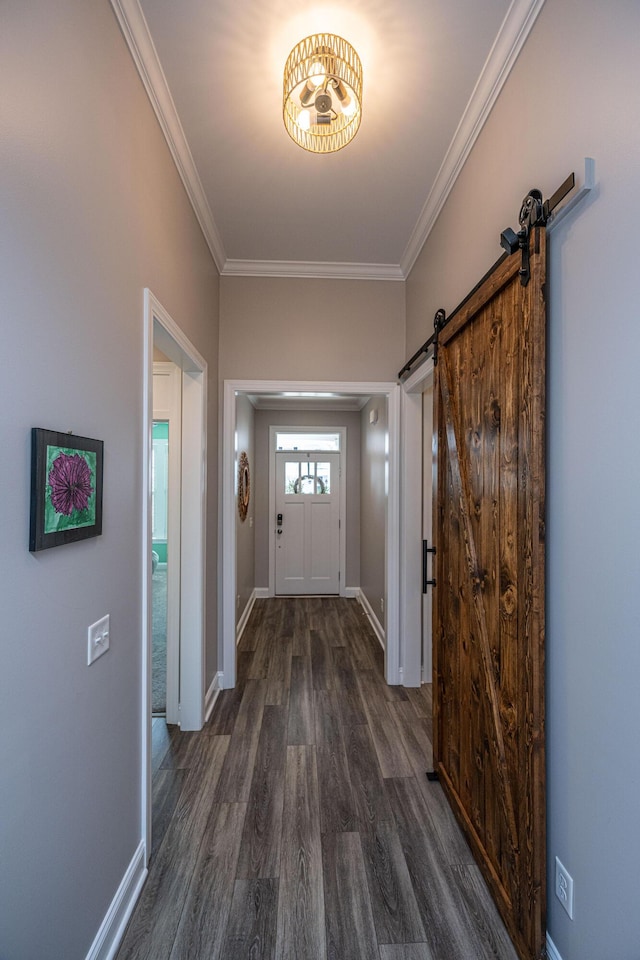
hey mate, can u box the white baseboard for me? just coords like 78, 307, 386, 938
204, 672, 222, 722
254, 587, 270, 599
343, 586, 359, 598
85, 840, 147, 960
546, 934, 564, 960
236, 589, 258, 645
357, 589, 386, 651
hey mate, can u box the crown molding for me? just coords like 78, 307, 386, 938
400, 0, 546, 278
221, 259, 405, 281
110, 0, 227, 272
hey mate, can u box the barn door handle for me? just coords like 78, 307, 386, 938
423, 540, 436, 592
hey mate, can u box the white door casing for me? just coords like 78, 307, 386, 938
400, 357, 434, 687
275, 451, 340, 595
422, 382, 434, 682
142, 289, 207, 865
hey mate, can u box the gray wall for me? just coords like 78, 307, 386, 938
235, 395, 256, 618
254, 410, 361, 589
219, 275, 405, 382
0, 3, 219, 958
406, 0, 640, 956
360, 398, 388, 632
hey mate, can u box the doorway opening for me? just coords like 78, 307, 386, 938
151, 420, 169, 714
222, 379, 401, 691
142, 289, 207, 862
151, 361, 182, 724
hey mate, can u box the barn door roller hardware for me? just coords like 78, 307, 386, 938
431, 307, 446, 367
500, 169, 581, 286
397, 162, 594, 379
500, 187, 546, 287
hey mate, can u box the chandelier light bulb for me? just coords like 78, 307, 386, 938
341, 97, 356, 118
308, 65, 326, 87
298, 109, 312, 131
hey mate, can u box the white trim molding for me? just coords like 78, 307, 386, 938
84, 842, 146, 960
385, 383, 401, 683
400, 0, 546, 276
221, 259, 404, 282
546, 934, 564, 960
111, 0, 544, 283
400, 357, 434, 688
237, 589, 258, 644
109, 0, 226, 271
357, 589, 386, 651
205, 673, 222, 723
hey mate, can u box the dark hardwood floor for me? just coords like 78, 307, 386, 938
118, 597, 518, 960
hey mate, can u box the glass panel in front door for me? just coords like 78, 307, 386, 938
283, 460, 331, 495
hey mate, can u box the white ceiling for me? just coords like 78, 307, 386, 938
114, 0, 544, 279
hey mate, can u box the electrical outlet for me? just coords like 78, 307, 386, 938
555, 857, 574, 919
87, 615, 110, 665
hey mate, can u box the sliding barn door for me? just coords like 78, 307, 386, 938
433, 227, 546, 960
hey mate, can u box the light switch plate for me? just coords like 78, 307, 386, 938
87, 614, 110, 665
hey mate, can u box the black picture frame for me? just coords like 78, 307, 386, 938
29, 428, 104, 552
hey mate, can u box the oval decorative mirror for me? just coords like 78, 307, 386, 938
237, 451, 250, 521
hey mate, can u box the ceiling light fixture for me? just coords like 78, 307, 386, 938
283, 33, 362, 154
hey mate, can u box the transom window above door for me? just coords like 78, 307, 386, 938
276, 432, 341, 452
284, 460, 331, 495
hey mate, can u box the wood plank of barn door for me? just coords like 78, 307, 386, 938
433, 356, 462, 792
481, 293, 508, 893
469, 305, 490, 848
496, 278, 522, 913
437, 351, 520, 871
516, 226, 547, 955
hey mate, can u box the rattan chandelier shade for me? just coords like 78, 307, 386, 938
283, 34, 362, 154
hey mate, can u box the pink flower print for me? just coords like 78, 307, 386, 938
48, 452, 93, 516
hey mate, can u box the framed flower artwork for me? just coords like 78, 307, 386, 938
29, 428, 104, 551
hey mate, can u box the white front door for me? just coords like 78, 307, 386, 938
275, 452, 340, 595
